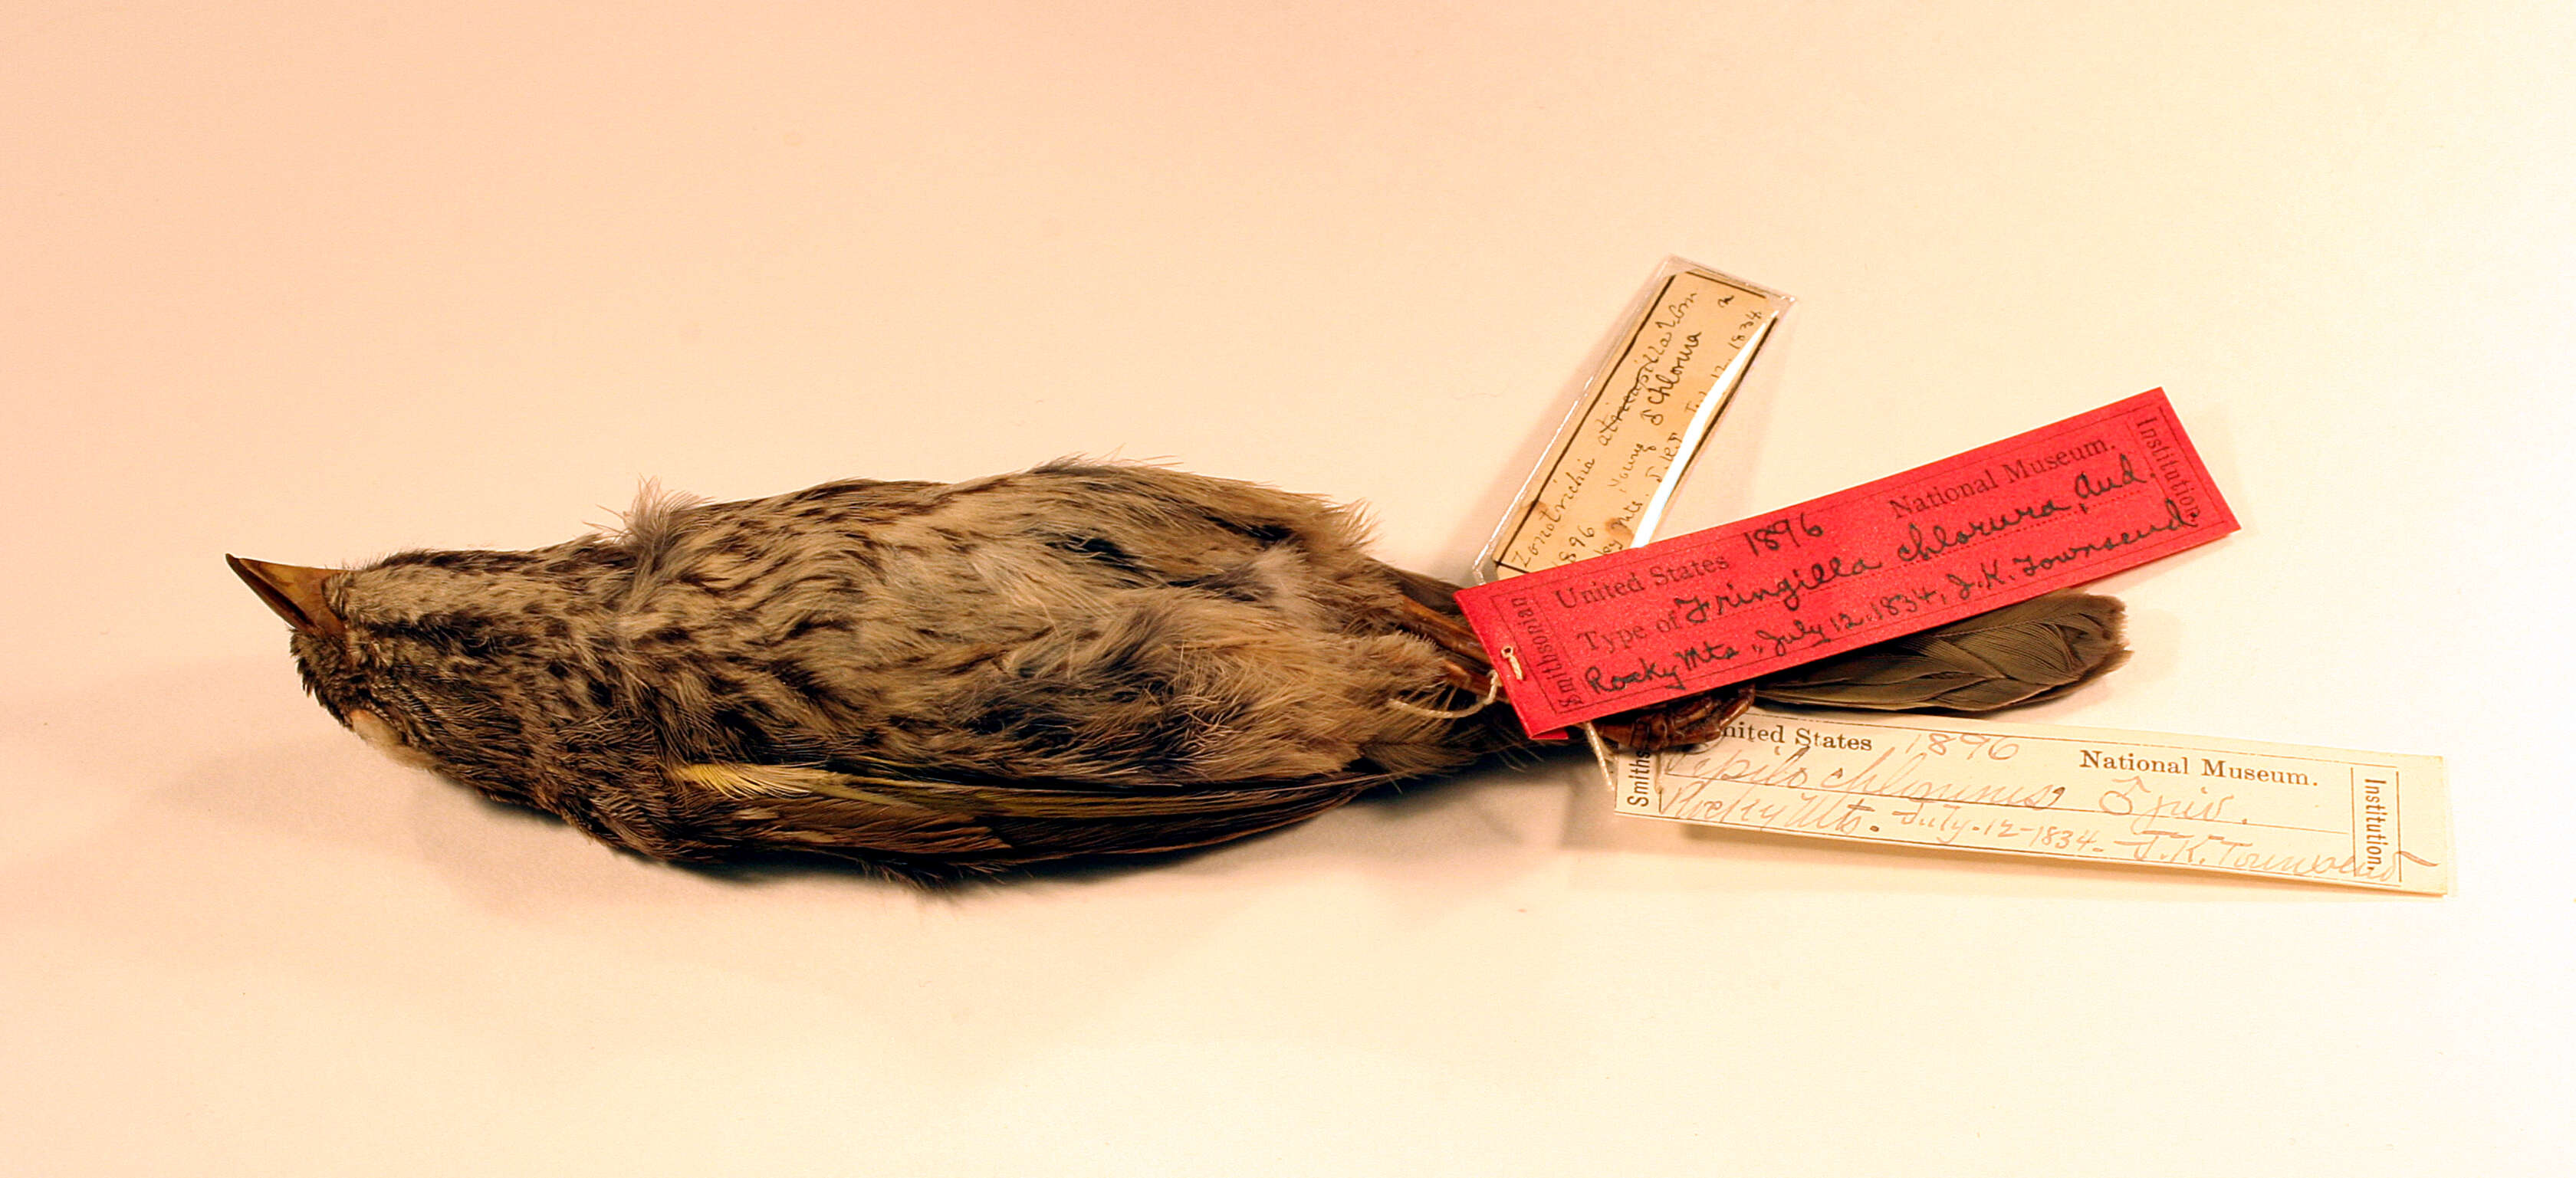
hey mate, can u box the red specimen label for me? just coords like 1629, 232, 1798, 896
1455, 389, 2239, 736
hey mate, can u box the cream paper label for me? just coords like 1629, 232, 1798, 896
1483, 264, 1785, 579
1615, 707, 2451, 894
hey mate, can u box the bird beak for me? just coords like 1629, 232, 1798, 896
226, 555, 348, 638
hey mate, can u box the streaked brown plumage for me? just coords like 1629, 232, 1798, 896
231, 461, 2124, 879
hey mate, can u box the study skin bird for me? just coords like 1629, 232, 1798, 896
231, 461, 2125, 878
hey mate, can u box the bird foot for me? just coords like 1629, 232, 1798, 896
1592, 683, 1757, 752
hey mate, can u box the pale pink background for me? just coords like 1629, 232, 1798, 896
6, 4, 2569, 1175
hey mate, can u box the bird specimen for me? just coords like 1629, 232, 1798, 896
232, 461, 2124, 878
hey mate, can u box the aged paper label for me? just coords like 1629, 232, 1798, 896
1482, 263, 1785, 579
1621, 709, 2450, 894
1458, 390, 2239, 734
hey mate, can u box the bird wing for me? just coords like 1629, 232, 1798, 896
669, 760, 1381, 877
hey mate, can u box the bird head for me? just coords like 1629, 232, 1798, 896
227, 550, 613, 807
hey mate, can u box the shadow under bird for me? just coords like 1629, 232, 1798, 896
230, 461, 2126, 879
